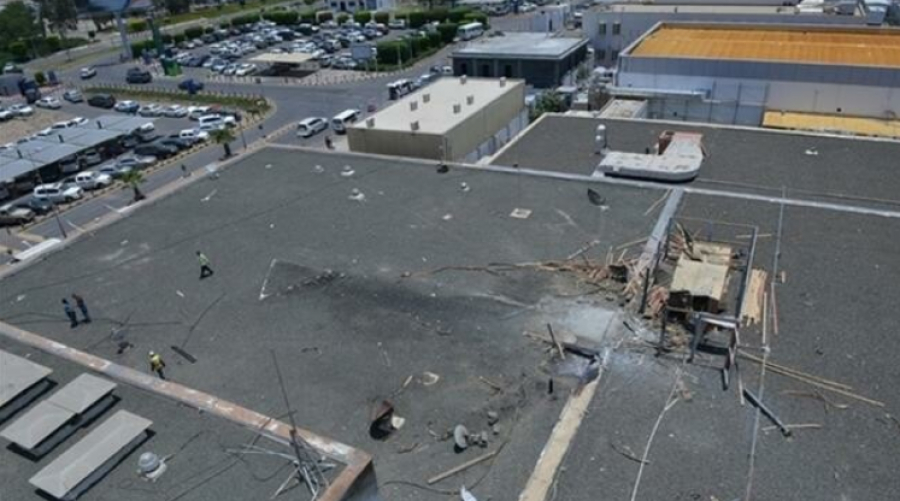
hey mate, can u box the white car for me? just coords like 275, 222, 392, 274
520, 2, 536, 12
197, 114, 236, 131
80, 66, 97, 79
74, 171, 113, 190
35, 97, 62, 109
177, 128, 210, 143
234, 63, 257, 76
115, 100, 140, 113
138, 103, 163, 117
33, 183, 83, 203
188, 106, 213, 120
68, 117, 89, 127
35, 127, 54, 137
164, 105, 188, 118
296, 117, 328, 138
8, 104, 34, 116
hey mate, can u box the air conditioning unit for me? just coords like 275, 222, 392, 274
423, 93, 431, 103
453, 104, 462, 114
366, 118, 375, 128
410, 101, 418, 111
466, 95, 474, 105
460, 75, 467, 85
410, 121, 420, 131
500, 77, 506, 87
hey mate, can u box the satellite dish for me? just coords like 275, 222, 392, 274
453, 425, 469, 449
587, 188, 607, 207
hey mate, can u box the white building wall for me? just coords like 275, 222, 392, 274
584, 10, 866, 67
615, 71, 900, 124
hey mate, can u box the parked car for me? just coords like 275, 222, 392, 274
116, 155, 155, 171
164, 104, 189, 118
33, 183, 83, 204
74, 171, 113, 190
178, 78, 205, 92
126, 67, 152, 84
80, 66, 97, 79
388, 19, 407, 30
296, 117, 328, 138
35, 97, 62, 109
134, 142, 178, 159
115, 100, 140, 113
21, 197, 52, 215
88, 94, 116, 108
59, 156, 81, 174
79, 149, 103, 166
158, 136, 192, 150
63, 89, 84, 103
8, 104, 34, 116
138, 103, 163, 117
188, 106, 213, 120
197, 114, 236, 131
175, 129, 209, 144
0, 204, 35, 226
68, 116, 89, 127
0, 107, 13, 120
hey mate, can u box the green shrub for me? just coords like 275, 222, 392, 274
42, 36, 61, 53
354, 10, 372, 23
336, 13, 349, 24
424, 8, 448, 23
376, 40, 411, 66
373, 11, 389, 24
184, 26, 204, 39
8, 41, 28, 60
232, 14, 259, 26
263, 11, 298, 25
408, 11, 426, 28
448, 7, 471, 23
426, 30, 442, 47
128, 20, 148, 33
173, 33, 186, 44
437, 22, 458, 44
161, 33, 174, 44
300, 10, 316, 23
34, 71, 46, 86
410, 36, 429, 56
317, 11, 333, 22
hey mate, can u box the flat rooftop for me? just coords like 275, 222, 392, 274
0, 145, 662, 501
628, 24, 900, 69
599, 4, 804, 14
351, 76, 524, 134
452, 32, 588, 59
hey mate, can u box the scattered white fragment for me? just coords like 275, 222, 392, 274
341, 165, 355, 177
269, 223, 275, 229
510, 208, 532, 219
804, 148, 819, 156
460, 182, 470, 192
16, 294, 26, 302
460, 486, 477, 501
349, 188, 365, 201
120, 240, 129, 246
314, 164, 324, 173
265, 163, 273, 169
422, 371, 440, 386
201, 189, 218, 202
442, 214, 453, 221
176, 290, 185, 298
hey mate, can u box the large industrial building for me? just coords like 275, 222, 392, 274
347, 76, 526, 162
450, 32, 589, 88
584, 1, 867, 67
610, 23, 900, 128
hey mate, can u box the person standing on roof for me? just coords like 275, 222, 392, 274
71, 293, 91, 323
62, 299, 78, 328
197, 251, 214, 279
149, 351, 166, 380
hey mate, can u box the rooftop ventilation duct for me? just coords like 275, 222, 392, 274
410, 101, 418, 111
423, 93, 431, 103
500, 77, 507, 87
410, 121, 420, 131
466, 95, 474, 105
453, 104, 462, 114
366, 118, 375, 128
460, 75, 467, 85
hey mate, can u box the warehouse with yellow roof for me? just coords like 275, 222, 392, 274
610, 23, 900, 129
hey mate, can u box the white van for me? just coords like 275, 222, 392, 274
75, 171, 112, 190
331, 109, 361, 134
33, 183, 83, 203
457, 22, 484, 42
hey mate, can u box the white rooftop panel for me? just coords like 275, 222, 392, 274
0, 351, 52, 408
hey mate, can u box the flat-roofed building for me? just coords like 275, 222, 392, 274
584, 2, 867, 67
347, 76, 527, 162
450, 32, 589, 88
611, 23, 900, 127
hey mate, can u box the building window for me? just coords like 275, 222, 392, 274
460, 63, 468, 75
611, 50, 619, 61
504, 64, 513, 78
481, 63, 491, 77
612, 22, 621, 35
597, 49, 606, 60
598, 23, 607, 35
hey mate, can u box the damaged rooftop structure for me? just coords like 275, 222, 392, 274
1, 112, 899, 501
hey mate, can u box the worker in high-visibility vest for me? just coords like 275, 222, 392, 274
149, 351, 166, 380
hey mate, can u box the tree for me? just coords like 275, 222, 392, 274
39, 0, 78, 35
121, 170, 146, 203
0, 1, 40, 50
212, 128, 235, 158
303, 0, 315, 6
530, 91, 565, 120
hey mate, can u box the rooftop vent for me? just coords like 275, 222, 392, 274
366, 117, 375, 128
500, 77, 507, 87
410, 101, 418, 112
453, 104, 462, 114
423, 93, 431, 103
460, 75, 467, 85
466, 95, 474, 105
410, 121, 420, 131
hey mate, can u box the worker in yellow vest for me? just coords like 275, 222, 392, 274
149, 351, 166, 380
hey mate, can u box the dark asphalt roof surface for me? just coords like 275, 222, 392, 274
0, 146, 663, 501
493, 114, 900, 211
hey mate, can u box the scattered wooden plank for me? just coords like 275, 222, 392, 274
427, 449, 499, 485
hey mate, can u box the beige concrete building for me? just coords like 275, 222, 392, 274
347, 77, 527, 162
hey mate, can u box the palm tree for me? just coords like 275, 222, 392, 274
121, 170, 146, 203
211, 128, 235, 158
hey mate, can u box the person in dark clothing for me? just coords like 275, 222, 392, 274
62, 299, 78, 328
72, 293, 91, 323
197, 251, 214, 279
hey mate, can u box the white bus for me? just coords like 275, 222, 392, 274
457, 22, 484, 42
331, 109, 361, 134
387, 79, 414, 100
